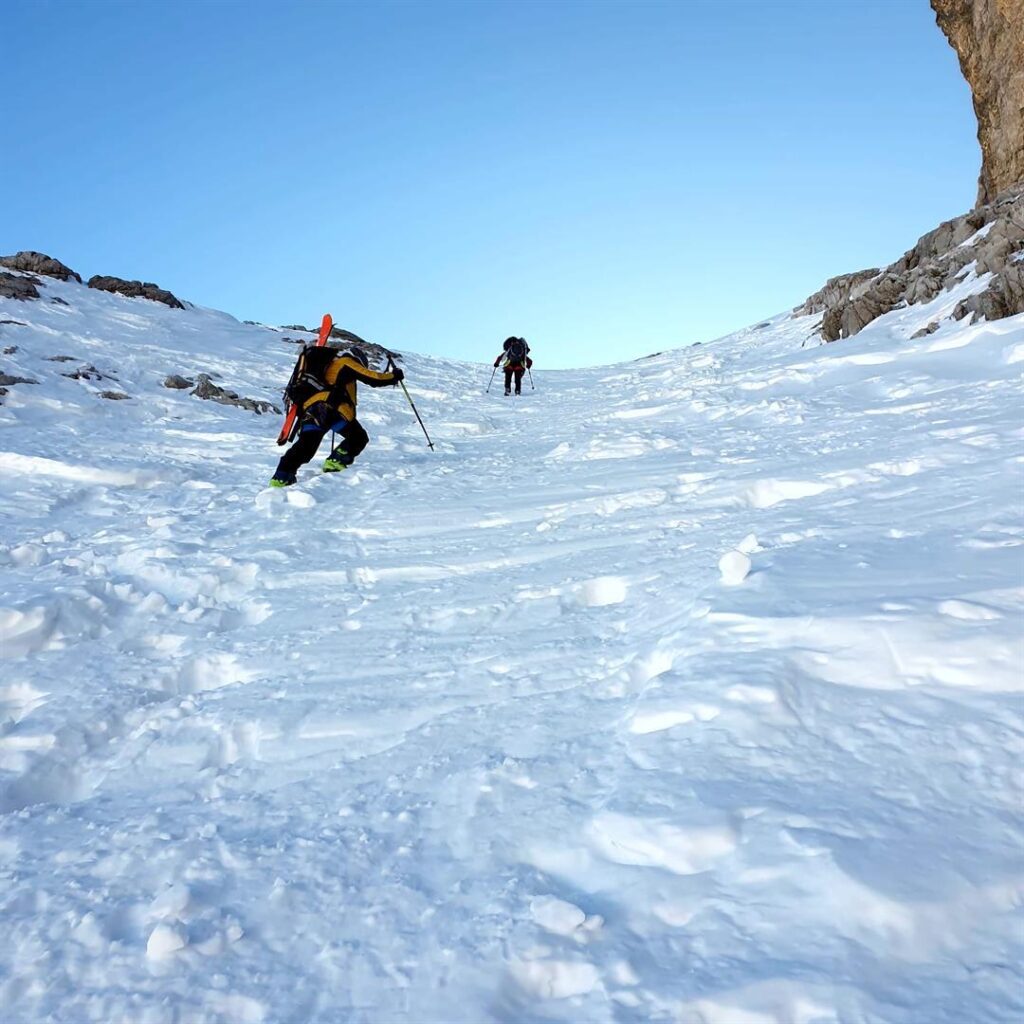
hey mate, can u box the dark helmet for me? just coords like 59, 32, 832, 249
504, 336, 518, 348
347, 346, 369, 368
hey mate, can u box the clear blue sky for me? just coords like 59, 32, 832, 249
4, 0, 976, 367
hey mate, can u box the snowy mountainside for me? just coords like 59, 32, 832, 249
1, 272, 1023, 1023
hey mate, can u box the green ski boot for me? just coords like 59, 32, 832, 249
268, 474, 296, 488
323, 457, 348, 473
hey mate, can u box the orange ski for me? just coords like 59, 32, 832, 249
276, 313, 333, 445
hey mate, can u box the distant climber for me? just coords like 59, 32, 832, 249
270, 346, 403, 487
493, 337, 533, 396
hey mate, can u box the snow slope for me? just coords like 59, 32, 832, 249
0, 274, 1022, 1023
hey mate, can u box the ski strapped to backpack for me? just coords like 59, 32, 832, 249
277, 313, 333, 445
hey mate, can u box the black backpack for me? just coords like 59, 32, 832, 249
282, 345, 338, 411
505, 337, 528, 363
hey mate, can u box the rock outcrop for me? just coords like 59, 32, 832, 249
325, 327, 400, 367
87, 276, 184, 309
191, 374, 279, 415
278, 324, 400, 367
0, 273, 41, 301
796, 186, 1024, 341
932, 0, 1024, 205
62, 364, 117, 383
0, 252, 82, 283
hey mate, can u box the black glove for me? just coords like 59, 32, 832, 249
391, 367, 405, 383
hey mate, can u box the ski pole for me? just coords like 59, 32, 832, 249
486, 365, 498, 393
386, 353, 435, 451
399, 379, 435, 450
526, 364, 535, 390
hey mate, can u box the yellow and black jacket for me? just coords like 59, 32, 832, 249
303, 354, 399, 422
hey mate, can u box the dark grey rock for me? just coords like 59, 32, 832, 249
0, 252, 82, 283
329, 326, 367, 344
100, 391, 131, 400
62, 364, 116, 382
327, 331, 400, 369
46, 355, 78, 362
0, 373, 38, 386
0, 272, 41, 301
2, 345, 17, 354
911, 321, 941, 338
0, 321, 26, 329
191, 374, 280, 415
87, 276, 184, 309
163, 374, 195, 389
50, 296, 69, 306
284, 327, 399, 369
280, 324, 311, 333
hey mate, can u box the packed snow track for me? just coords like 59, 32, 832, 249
0, 276, 1022, 1023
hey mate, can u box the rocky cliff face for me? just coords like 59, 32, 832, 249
932, 0, 1024, 205
795, 5, 1024, 343
794, 186, 1024, 340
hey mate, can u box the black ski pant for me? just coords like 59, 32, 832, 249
275, 417, 369, 479
504, 365, 525, 394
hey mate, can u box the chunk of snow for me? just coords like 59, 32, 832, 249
146, 923, 187, 959
510, 959, 600, 999
530, 896, 586, 936
719, 550, 752, 585
575, 575, 628, 607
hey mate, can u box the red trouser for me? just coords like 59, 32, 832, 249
504, 364, 525, 393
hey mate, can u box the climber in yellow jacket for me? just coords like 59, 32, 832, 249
271, 347, 403, 486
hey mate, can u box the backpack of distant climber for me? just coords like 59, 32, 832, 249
505, 337, 527, 364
